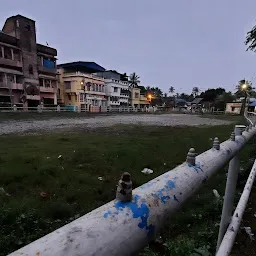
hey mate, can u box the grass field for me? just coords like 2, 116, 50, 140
0, 118, 254, 255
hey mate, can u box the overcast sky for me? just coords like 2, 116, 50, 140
1, 0, 256, 94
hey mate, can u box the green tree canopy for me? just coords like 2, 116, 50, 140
129, 72, 140, 87
169, 86, 175, 95
245, 23, 256, 51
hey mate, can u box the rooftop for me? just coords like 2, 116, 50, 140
57, 61, 105, 73
191, 97, 204, 104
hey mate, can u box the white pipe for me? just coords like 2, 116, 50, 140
8, 127, 256, 256
216, 160, 256, 256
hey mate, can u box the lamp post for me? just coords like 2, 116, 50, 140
241, 83, 251, 119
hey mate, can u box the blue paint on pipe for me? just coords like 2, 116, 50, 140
188, 162, 204, 173
173, 195, 179, 202
151, 179, 176, 204
103, 195, 154, 237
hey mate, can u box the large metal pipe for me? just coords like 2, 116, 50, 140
216, 160, 256, 256
8, 127, 256, 256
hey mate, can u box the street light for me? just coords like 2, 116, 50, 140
242, 83, 247, 90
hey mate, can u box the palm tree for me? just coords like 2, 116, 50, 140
129, 72, 140, 88
164, 93, 168, 98
192, 87, 199, 97
245, 23, 256, 51
169, 86, 175, 95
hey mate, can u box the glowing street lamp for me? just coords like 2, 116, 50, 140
147, 94, 152, 100
242, 83, 247, 90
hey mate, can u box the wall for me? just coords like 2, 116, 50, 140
225, 103, 242, 114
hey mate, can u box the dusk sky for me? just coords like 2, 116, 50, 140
1, 0, 256, 94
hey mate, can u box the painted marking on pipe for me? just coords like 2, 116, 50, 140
173, 195, 179, 202
188, 162, 204, 173
103, 195, 154, 237
151, 179, 176, 204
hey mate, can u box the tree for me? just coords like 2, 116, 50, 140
154, 87, 163, 98
200, 88, 226, 102
164, 93, 168, 98
192, 87, 199, 97
138, 85, 147, 95
120, 73, 128, 81
169, 86, 175, 95
235, 79, 253, 115
215, 92, 235, 111
245, 22, 256, 51
179, 93, 194, 102
129, 72, 140, 87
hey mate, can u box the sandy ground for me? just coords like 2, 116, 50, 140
0, 114, 232, 135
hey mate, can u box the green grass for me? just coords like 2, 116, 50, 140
0, 122, 253, 255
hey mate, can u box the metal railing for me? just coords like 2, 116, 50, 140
8, 113, 256, 255
0, 105, 158, 113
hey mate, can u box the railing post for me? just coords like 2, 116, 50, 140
216, 125, 246, 251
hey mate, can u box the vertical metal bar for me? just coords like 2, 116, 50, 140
216, 125, 245, 250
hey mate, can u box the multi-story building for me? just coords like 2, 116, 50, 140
96, 70, 130, 107
130, 87, 150, 108
0, 14, 58, 108
57, 61, 107, 111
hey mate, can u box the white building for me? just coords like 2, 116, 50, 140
95, 70, 130, 107
104, 78, 129, 107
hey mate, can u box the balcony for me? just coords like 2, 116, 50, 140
110, 101, 120, 105
38, 65, 57, 74
26, 95, 40, 100
40, 86, 56, 93
37, 44, 57, 56
0, 57, 22, 68
63, 71, 104, 81
0, 82, 23, 90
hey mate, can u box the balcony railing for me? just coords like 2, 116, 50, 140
40, 86, 56, 93
0, 82, 23, 90
38, 65, 57, 74
63, 72, 104, 81
0, 57, 22, 68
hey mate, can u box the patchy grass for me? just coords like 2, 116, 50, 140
0, 123, 253, 255
201, 114, 243, 122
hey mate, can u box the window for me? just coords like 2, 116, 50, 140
45, 80, 50, 88
80, 93, 84, 102
39, 78, 44, 87
25, 24, 31, 31
114, 87, 118, 93
64, 81, 71, 89
28, 65, 33, 75
135, 92, 139, 98
7, 74, 14, 83
51, 80, 56, 88
4, 47, 12, 59
68, 94, 71, 100
231, 107, 235, 112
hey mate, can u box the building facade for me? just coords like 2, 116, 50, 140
96, 71, 129, 107
0, 15, 57, 108
130, 87, 150, 108
57, 62, 107, 111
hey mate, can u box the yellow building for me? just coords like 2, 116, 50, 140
130, 87, 150, 108
57, 62, 106, 111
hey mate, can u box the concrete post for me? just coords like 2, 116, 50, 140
186, 148, 196, 166
116, 172, 132, 202
57, 105, 60, 112
213, 137, 220, 150
216, 125, 245, 250
37, 104, 42, 113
